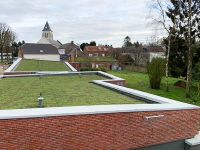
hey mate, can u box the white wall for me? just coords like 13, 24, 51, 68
24, 54, 60, 61
58, 49, 65, 55
149, 52, 165, 62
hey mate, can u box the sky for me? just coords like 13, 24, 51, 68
0, 0, 159, 47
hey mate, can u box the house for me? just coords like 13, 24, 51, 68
84, 46, 112, 57
58, 41, 84, 61
116, 46, 165, 67
144, 46, 166, 61
37, 22, 62, 48
71, 45, 117, 70
19, 43, 60, 61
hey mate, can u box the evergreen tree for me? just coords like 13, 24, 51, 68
166, 0, 200, 96
123, 36, 132, 47
89, 41, 96, 46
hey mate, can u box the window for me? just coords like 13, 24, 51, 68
89, 54, 93, 57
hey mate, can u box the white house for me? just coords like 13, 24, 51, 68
146, 46, 166, 62
19, 43, 60, 61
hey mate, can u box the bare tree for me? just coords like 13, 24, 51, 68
186, 0, 192, 97
149, 0, 176, 91
0, 23, 16, 62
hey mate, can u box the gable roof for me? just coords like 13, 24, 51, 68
84, 46, 112, 52
59, 42, 80, 52
42, 21, 52, 31
37, 38, 62, 48
21, 43, 59, 55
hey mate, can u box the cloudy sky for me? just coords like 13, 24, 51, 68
0, 0, 158, 47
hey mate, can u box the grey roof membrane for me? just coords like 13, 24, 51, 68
21, 43, 59, 55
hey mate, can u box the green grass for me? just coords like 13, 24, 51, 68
109, 70, 200, 106
0, 75, 143, 110
15, 59, 70, 71
75, 57, 116, 62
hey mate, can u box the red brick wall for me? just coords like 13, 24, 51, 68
69, 62, 81, 71
0, 109, 199, 149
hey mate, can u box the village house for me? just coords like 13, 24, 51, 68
18, 43, 60, 61
58, 41, 84, 61
84, 45, 112, 57
72, 45, 117, 70
116, 46, 165, 67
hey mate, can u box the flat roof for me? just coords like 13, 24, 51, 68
15, 59, 70, 71
0, 74, 144, 110
0, 71, 199, 120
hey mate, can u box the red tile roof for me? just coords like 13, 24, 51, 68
84, 46, 112, 52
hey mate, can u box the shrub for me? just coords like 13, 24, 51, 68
147, 58, 165, 89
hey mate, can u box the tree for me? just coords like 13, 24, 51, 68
193, 61, 200, 97
80, 43, 89, 51
163, 36, 188, 77
150, 0, 178, 91
123, 36, 132, 48
175, 0, 200, 97
133, 41, 142, 48
0, 22, 16, 62
89, 41, 96, 46
12, 41, 25, 59
80, 41, 97, 50
147, 58, 165, 89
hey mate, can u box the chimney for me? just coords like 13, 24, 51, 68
71, 41, 74, 44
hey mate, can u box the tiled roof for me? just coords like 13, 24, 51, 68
84, 46, 112, 52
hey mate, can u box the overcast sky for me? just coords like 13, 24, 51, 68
0, 0, 158, 47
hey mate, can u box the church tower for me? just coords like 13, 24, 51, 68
42, 21, 53, 40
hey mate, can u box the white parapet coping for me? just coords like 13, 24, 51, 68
64, 62, 77, 72
0, 103, 198, 120
185, 132, 200, 146
4, 58, 22, 72
0, 71, 199, 120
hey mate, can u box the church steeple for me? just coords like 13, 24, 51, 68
43, 21, 52, 31
42, 21, 53, 40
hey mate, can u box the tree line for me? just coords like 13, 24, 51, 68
151, 0, 200, 97
0, 22, 25, 63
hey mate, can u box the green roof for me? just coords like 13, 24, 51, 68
0, 75, 144, 110
15, 60, 70, 71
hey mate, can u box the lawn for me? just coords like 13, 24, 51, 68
0, 75, 143, 110
15, 59, 70, 71
109, 70, 200, 106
